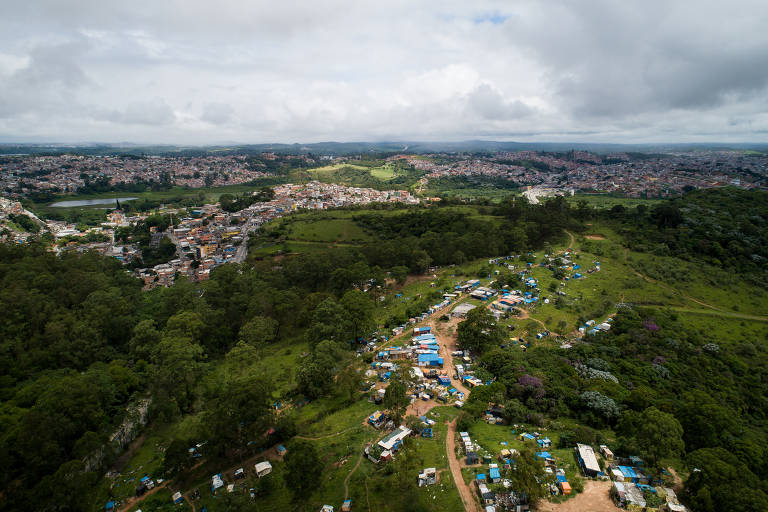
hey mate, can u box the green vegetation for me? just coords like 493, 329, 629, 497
301, 159, 424, 189
27, 180, 287, 226
2, 187, 768, 511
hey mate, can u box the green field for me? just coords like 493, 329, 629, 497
308, 162, 397, 182
568, 194, 663, 208
308, 163, 370, 174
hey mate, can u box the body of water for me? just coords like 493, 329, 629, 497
50, 197, 138, 207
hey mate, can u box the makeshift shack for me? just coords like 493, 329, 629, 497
576, 443, 601, 477
255, 461, 272, 478
418, 467, 437, 486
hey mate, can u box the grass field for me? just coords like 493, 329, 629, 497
286, 218, 372, 243
308, 163, 370, 174
307, 161, 403, 185
568, 194, 664, 208
420, 187, 515, 202
369, 163, 397, 180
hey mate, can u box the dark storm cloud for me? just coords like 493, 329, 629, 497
502, 1, 768, 119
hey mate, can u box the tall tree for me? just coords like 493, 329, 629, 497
150, 334, 205, 414
285, 440, 322, 504
635, 407, 684, 470
238, 316, 278, 347
457, 306, 504, 354
341, 289, 375, 344
307, 298, 348, 345
383, 377, 409, 424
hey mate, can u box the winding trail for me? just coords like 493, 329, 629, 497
446, 419, 480, 512
294, 425, 361, 441
565, 229, 575, 250
116, 482, 169, 512
623, 246, 768, 322
343, 449, 366, 500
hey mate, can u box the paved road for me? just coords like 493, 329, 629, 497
232, 221, 258, 263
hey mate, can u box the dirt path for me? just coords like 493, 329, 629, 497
667, 306, 768, 322
437, 316, 479, 512
505, 305, 559, 337
109, 433, 147, 475
295, 425, 361, 441
668, 467, 684, 493
116, 481, 168, 512
629, 262, 768, 321
619, 245, 767, 319
446, 419, 481, 512
537, 480, 620, 512
343, 449, 365, 500
565, 230, 575, 249
184, 494, 196, 512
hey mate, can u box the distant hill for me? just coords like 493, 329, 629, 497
2, 140, 767, 156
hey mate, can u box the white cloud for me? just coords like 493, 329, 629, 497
0, 1, 767, 143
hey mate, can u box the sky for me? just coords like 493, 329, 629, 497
1, 0, 767, 144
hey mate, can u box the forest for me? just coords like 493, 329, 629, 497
0, 187, 766, 511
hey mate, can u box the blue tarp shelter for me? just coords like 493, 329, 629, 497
619, 466, 638, 482
418, 353, 443, 366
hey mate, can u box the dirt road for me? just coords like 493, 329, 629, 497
446, 419, 480, 512
537, 480, 620, 512
116, 481, 168, 512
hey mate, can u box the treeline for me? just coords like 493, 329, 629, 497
76, 174, 173, 195
458, 306, 768, 511
353, 197, 580, 268
585, 188, 768, 282
219, 187, 275, 212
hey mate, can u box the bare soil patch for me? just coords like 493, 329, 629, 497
585, 234, 606, 240
537, 480, 620, 512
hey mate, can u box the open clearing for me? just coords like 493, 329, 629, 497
538, 480, 620, 512
584, 234, 606, 240
308, 162, 397, 181
308, 163, 369, 173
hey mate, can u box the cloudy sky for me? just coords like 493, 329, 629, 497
1, 0, 767, 144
